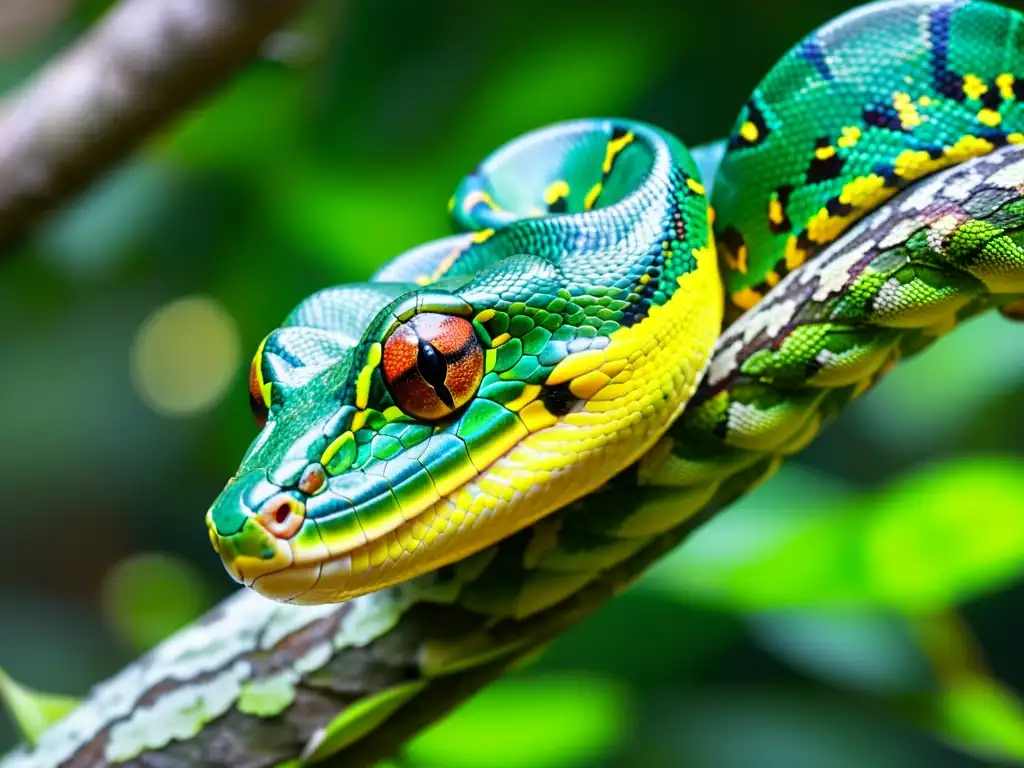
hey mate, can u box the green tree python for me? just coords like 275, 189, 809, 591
207, 0, 1024, 608
6, 2, 1024, 766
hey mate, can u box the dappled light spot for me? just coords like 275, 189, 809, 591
100, 552, 212, 653
130, 295, 241, 418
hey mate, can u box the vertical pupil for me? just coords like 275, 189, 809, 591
416, 338, 455, 408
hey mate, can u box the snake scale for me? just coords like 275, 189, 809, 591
207, 0, 1024, 607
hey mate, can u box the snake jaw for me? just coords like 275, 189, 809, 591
211, 518, 293, 588
210, 401, 538, 603
206, 393, 543, 603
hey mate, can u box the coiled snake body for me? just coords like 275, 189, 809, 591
207, 0, 1024, 605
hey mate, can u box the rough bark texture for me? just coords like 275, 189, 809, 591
0, 0, 307, 248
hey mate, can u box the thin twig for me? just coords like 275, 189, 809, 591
0, 0, 307, 249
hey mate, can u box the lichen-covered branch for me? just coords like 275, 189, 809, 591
0, 0, 307, 249
0, 507, 716, 768
4, 147, 1024, 768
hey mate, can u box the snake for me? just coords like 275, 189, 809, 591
205, 0, 1024, 606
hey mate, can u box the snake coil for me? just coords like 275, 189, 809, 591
207, 0, 1024, 606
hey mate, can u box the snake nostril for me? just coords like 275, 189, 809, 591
273, 504, 291, 525
256, 494, 305, 539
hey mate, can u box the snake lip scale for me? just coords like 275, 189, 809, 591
207, 0, 1024, 606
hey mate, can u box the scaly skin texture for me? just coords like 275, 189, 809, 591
208, 0, 1024, 607
715, 0, 1024, 314
6, 145, 1024, 768
207, 120, 722, 604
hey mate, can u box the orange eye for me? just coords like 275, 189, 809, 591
248, 355, 269, 429
382, 313, 484, 420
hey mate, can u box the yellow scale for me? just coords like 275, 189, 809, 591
730, 71, 1024, 313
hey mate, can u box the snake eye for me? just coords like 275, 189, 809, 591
382, 313, 484, 420
248, 354, 269, 429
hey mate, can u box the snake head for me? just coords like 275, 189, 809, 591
207, 285, 498, 603
206, 119, 722, 604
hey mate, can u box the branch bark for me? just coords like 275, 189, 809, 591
3, 147, 1023, 767
0, 0, 307, 249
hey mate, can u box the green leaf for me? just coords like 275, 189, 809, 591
923, 676, 1024, 764
646, 457, 1024, 611
405, 675, 629, 768
0, 665, 79, 746
305, 680, 427, 763
863, 458, 1024, 609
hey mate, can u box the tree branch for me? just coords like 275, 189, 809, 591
4, 147, 1023, 767
0, 0, 307, 249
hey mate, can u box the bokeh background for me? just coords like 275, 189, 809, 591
2, 0, 1024, 765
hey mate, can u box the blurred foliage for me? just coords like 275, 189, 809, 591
0, 668, 78, 747
404, 676, 629, 768
645, 458, 1024, 611
1, 0, 1023, 766
927, 677, 1024, 764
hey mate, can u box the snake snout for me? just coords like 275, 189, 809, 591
206, 470, 298, 587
